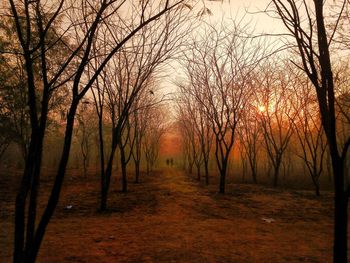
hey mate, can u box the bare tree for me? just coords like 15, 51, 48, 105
181, 22, 266, 193
143, 106, 167, 174
197, 106, 213, 185
289, 74, 328, 196
100, 5, 191, 210
256, 61, 295, 187
75, 101, 96, 178
177, 111, 196, 174
176, 96, 203, 179
176, 84, 213, 183
269, 0, 350, 261
130, 99, 147, 183
237, 102, 263, 184
130, 87, 159, 183
118, 119, 135, 192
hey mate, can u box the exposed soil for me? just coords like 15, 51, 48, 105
0, 168, 340, 262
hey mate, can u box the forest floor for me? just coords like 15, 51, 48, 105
0, 168, 339, 262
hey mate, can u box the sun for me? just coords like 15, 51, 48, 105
258, 105, 266, 113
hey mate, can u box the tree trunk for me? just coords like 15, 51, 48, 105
135, 160, 140, 183
24, 103, 78, 263
25, 163, 40, 256
219, 168, 226, 194
121, 163, 127, 192
252, 170, 257, 184
315, 184, 320, 197
100, 145, 117, 211
196, 164, 201, 181
97, 117, 105, 211
311, 168, 321, 196
273, 165, 279, 187
241, 158, 247, 183
204, 160, 209, 185
120, 147, 127, 192
83, 157, 87, 178
14, 127, 44, 263
249, 157, 258, 184
14, 153, 35, 263
333, 159, 348, 263
273, 158, 282, 187
219, 160, 227, 194
188, 161, 193, 174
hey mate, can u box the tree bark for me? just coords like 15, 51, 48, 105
120, 144, 127, 193
204, 159, 209, 185
97, 117, 106, 210
273, 156, 282, 187
100, 145, 117, 211
219, 160, 228, 194
196, 164, 201, 181
135, 160, 140, 183
332, 158, 347, 263
219, 168, 226, 194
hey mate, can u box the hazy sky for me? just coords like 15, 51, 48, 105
163, 0, 286, 100
158, 0, 303, 121
201, 0, 284, 34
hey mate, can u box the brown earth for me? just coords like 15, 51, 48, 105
0, 168, 340, 262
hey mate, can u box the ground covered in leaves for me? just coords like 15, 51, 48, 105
0, 168, 340, 262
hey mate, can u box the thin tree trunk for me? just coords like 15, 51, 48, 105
273, 157, 282, 187
273, 165, 279, 187
101, 145, 117, 211
14, 141, 38, 263
83, 157, 87, 178
315, 183, 320, 196
135, 160, 140, 183
120, 146, 127, 192
97, 117, 105, 211
219, 160, 228, 194
204, 159, 209, 185
219, 168, 226, 194
311, 168, 321, 196
196, 164, 201, 181
14, 126, 44, 263
25, 102, 78, 263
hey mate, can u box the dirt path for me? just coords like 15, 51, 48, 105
1, 168, 334, 262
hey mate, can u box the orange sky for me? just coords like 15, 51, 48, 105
159, 127, 183, 157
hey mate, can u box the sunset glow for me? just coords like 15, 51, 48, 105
258, 105, 266, 113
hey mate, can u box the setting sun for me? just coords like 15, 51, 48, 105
258, 105, 266, 113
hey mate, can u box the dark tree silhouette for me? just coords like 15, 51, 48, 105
180, 22, 266, 193
270, 0, 350, 261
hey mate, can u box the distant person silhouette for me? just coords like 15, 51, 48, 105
170, 158, 174, 166
166, 159, 170, 166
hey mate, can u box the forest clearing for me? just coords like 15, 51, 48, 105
0, 168, 336, 262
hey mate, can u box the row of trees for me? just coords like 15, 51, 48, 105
176, 22, 268, 193
72, 99, 167, 182
177, 1, 350, 262
0, 0, 193, 262
177, 53, 340, 195
268, 1, 350, 261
